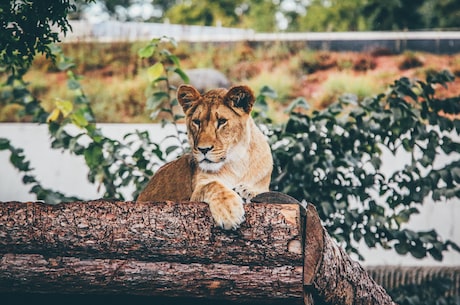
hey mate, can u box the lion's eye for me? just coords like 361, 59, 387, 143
217, 118, 227, 127
192, 119, 200, 127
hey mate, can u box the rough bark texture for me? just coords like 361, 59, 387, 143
0, 199, 396, 305
1, 254, 302, 300
0, 201, 302, 266
0, 200, 303, 303
303, 204, 397, 305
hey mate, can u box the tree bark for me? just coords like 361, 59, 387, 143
302, 204, 397, 305
0, 199, 396, 305
0, 200, 304, 303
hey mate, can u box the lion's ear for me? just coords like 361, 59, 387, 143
224, 85, 255, 114
177, 84, 201, 112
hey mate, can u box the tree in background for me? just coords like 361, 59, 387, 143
0, 0, 89, 78
71, 0, 460, 31
423, 0, 460, 29
73, 0, 175, 22
165, 0, 242, 27
239, 0, 278, 32
296, 0, 367, 32
362, 0, 425, 31
164, 0, 278, 31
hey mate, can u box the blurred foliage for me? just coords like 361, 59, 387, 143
0, 0, 93, 78
0, 40, 184, 201
77, 0, 460, 31
390, 276, 459, 305
295, 0, 368, 31
165, 0, 242, 28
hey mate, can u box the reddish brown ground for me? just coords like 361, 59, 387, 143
2, 46, 460, 123
291, 52, 460, 109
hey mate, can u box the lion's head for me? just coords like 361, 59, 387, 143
177, 84, 255, 172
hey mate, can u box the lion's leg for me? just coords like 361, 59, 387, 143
191, 181, 245, 230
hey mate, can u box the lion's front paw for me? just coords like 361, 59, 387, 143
232, 184, 255, 203
208, 192, 245, 230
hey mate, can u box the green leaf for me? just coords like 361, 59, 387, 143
259, 85, 278, 99
67, 78, 81, 90
84, 144, 103, 168
147, 62, 164, 82
146, 92, 169, 110
70, 109, 89, 128
401, 138, 412, 151
364, 232, 377, 247
404, 229, 419, 240
138, 44, 155, 58
409, 244, 426, 259
22, 175, 36, 184
56, 99, 73, 117
57, 60, 75, 71
395, 242, 409, 255
428, 247, 443, 261
174, 67, 189, 83
0, 138, 11, 150
447, 240, 460, 252
10, 152, 30, 171
169, 54, 181, 67
285, 97, 310, 113
45, 192, 62, 205
165, 145, 179, 155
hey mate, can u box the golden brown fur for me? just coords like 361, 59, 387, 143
138, 84, 273, 229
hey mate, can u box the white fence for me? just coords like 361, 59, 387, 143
64, 20, 255, 42
60, 21, 460, 53
64, 21, 460, 43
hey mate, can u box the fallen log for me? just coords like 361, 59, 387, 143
0, 199, 396, 305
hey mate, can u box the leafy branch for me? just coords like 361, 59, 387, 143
1, 38, 189, 202
270, 70, 460, 260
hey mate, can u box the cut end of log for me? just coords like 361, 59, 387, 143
288, 240, 302, 255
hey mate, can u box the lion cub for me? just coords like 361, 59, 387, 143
138, 84, 273, 230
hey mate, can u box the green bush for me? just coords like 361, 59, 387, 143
268, 70, 460, 259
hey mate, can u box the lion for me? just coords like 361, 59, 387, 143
137, 84, 273, 230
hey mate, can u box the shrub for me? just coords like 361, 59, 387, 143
399, 51, 424, 70
299, 50, 337, 74
369, 47, 394, 57
353, 54, 377, 71
268, 70, 460, 259
318, 72, 382, 107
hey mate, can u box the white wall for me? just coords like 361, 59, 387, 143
0, 123, 182, 201
0, 123, 459, 266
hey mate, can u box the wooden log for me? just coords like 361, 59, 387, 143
0, 254, 302, 301
0, 200, 304, 303
0, 199, 397, 305
303, 204, 397, 305
253, 193, 396, 305
0, 201, 303, 266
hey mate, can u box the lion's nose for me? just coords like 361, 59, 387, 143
198, 146, 213, 155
